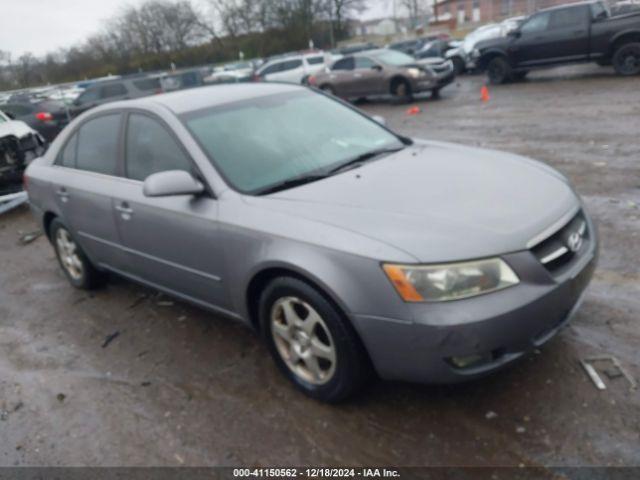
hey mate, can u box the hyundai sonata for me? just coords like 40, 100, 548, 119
25, 83, 598, 402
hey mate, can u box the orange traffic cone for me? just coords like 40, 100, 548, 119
406, 105, 421, 115
480, 85, 490, 102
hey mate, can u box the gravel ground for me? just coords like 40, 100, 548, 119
0, 64, 638, 468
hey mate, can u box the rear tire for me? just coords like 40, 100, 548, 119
612, 42, 640, 76
259, 276, 371, 402
50, 218, 105, 290
487, 56, 513, 84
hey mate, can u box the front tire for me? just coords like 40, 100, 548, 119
259, 276, 371, 402
50, 219, 105, 290
612, 42, 640, 76
487, 56, 513, 84
390, 78, 412, 103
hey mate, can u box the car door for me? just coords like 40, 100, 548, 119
349, 57, 386, 95
49, 113, 127, 269
269, 59, 305, 83
542, 6, 591, 62
511, 11, 552, 65
112, 112, 228, 310
325, 57, 355, 96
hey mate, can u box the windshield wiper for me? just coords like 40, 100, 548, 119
257, 173, 328, 195
327, 146, 405, 175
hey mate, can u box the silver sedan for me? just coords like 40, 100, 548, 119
25, 83, 598, 402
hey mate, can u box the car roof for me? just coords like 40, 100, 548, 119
538, 0, 597, 12
120, 82, 306, 115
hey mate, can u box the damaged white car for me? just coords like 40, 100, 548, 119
0, 110, 47, 194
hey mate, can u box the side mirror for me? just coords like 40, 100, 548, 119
594, 10, 608, 21
4, 111, 15, 120
371, 64, 383, 71
372, 115, 386, 126
508, 29, 521, 38
143, 170, 204, 197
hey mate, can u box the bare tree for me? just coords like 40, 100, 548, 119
401, 0, 430, 30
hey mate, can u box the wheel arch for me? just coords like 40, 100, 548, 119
43, 211, 58, 241
389, 75, 411, 94
609, 30, 640, 57
477, 49, 510, 71
245, 262, 353, 334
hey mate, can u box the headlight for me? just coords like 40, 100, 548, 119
383, 258, 519, 302
471, 48, 480, 60
407, 67, 424, 78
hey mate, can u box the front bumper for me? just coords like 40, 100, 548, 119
413, 63, 456, 92
351, 214, 599, 384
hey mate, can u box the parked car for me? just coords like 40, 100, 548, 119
310, 49, 455, 100
24, 83, 597, 401
1, 99, 70, 142
461, 26, 499, 70
475, 0, 640, 83
414, 39, 468, 74
159, 68, 208, 92
334, 43, 379, 55
0, 110, 46, 194
388, 35, 451, 56
204, 61, 255, 84
255, 52, 330, 84
611, 0, 640, 14
70, 76, 162, 116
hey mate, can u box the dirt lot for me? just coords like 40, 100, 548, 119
1, 65, 639, 468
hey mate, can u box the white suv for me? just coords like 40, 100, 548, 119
255, 52, 329, 84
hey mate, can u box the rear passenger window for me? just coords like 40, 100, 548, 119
282, 59, 303, 71
549, 7, 586, 29
332, 57, 354, 71
57, 133, 78, 168
75, 114, 121, 176
133, 78, 161, 91
101, 83, 128, 98
261, 63, 283, 75
125, 114, 192, 181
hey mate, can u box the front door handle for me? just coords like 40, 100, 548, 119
115, 202, 133, 220
56, 187, 69, 202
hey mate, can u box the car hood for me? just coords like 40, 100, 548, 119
248, 140, 578, 263
414, 57, 448, 67
0, 120, 37, 139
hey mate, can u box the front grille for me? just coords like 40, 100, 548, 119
531, 210, 589, 273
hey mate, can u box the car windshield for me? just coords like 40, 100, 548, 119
182, 90, 403, 194
369, 50, 415, 66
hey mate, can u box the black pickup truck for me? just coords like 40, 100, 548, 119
475, 0, 640, 83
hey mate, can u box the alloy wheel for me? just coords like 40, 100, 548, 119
55, 228, 84, 281
270, 296, 337, 385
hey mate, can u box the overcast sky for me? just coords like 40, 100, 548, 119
0, 0, 393, 58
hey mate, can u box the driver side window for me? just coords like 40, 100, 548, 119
520, 12, 550, 34
125, 114, 192, 181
